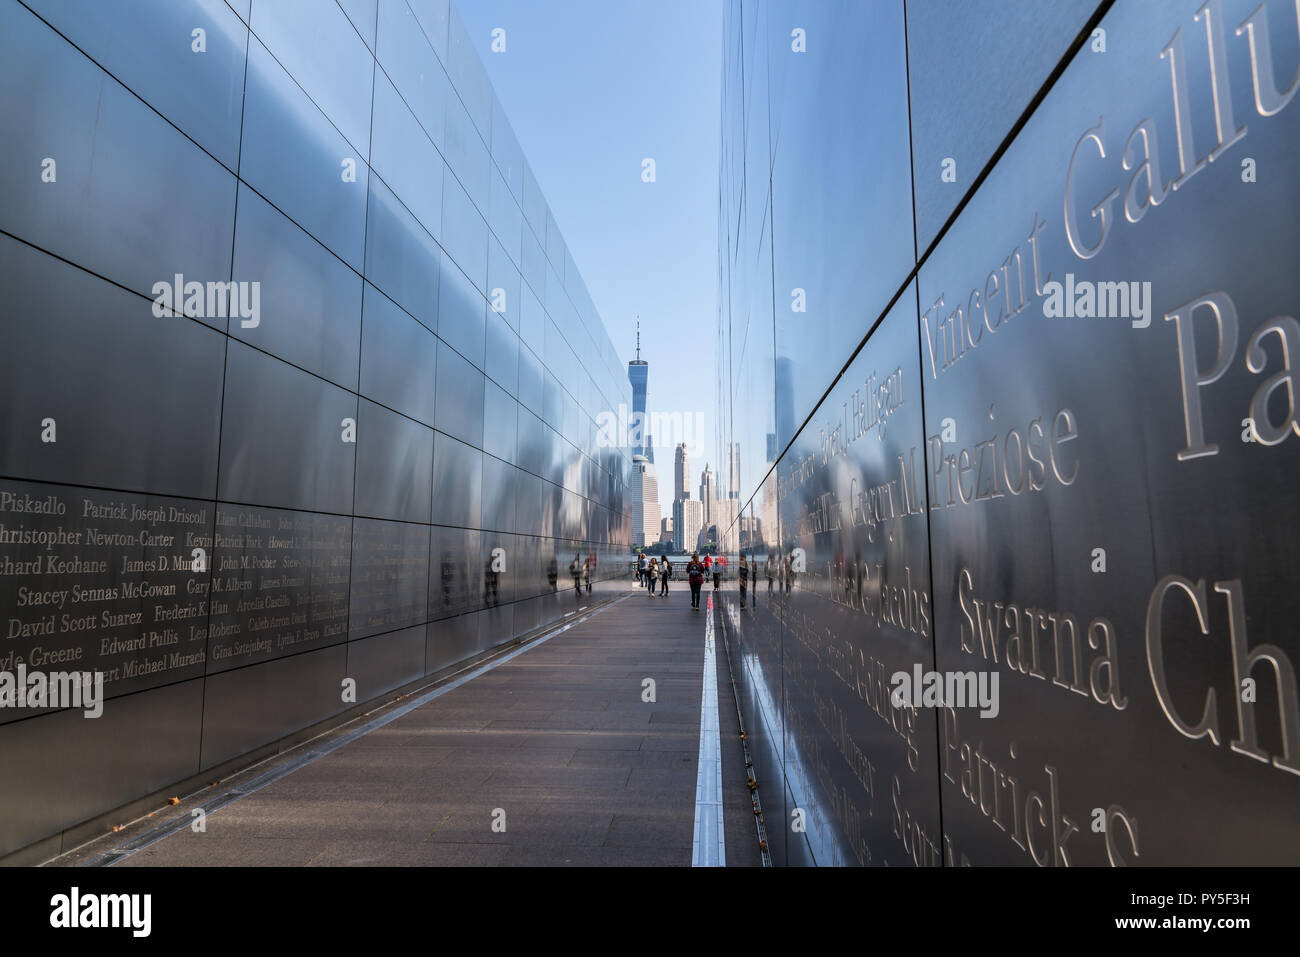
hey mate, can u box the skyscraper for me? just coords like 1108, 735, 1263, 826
628, 318, 648, 458
727, 443, 740, 499
698, 464, 715, 529
674, 443, 690, 502
629, 454, 660, 548
673, 498, 703, 554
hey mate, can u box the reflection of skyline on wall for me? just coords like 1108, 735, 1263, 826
714, 0, 1300, 867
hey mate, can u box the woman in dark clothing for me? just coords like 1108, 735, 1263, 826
687, 552, 705, 609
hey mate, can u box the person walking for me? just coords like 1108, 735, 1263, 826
660, 556, 671, 597
648, 557, 659, 596
687, 552, 705, 609
766, 555, 774, 594
712, 556, 721, 591
739, 553, 748, 602
637, 551, 648, 588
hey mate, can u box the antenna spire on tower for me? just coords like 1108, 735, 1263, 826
635, 315, 640, 361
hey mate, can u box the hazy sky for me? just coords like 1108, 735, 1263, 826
456, 0, 722, 517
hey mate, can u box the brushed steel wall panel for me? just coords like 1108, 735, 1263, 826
354, 398, 434, 524
485, 308, 521, 398
376, 0, 452, 152
230, 183, 364, 390
217, 341, 358, 515
358, 282, 438, 426
364, 175, 442, 332
199, 643, 348, 770
370, 70, 444, 239
348, 518, 430, 640
773, 284, 939, 866
425, 608, 481, 675
430, 432, 483, 529
250, 0, 374, 160
480, 454, 518, 534
0, 477, 216, 715
240, 35, 367, 270
206, 503, 352, 673
920, 0, 1300, 866
347, 623, 425, 701
440, 173, 489, 295
0, 236, 225, 498
482, 376, 518, 462
339, 0, 377, 52
438, 252, 487, 370
907, 0, 1103, 250
0, 678, 203, 858
0, 1, 237, 320
428, 524, 482, 620
23, 0, 247, 169
435, 345, 486, 447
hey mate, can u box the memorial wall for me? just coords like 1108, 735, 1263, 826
0, 0, 631, 861
716, 0, 1300, 864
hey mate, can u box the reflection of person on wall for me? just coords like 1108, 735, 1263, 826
785, 553, 794, 594
739, 553, 748, 603
584, 554, 593, 594
441, 549, 456, 610
571, 553, 583, 595
766, 555, 774, 594
547, 555, 558, 592
484, 555, 500, 606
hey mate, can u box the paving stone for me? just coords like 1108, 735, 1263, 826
77, 593, 761, 867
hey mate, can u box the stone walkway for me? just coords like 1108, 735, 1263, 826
54, 584, 761, 867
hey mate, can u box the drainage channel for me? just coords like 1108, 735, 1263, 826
715, 596, 772, 867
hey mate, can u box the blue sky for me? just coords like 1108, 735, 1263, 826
456, 0, 722, 516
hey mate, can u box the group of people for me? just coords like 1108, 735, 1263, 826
635, 551, 729, 609
731, 553, 794, 601
637, 552, 673, 597
569, 553, 593, 595
634, 549, 800, 609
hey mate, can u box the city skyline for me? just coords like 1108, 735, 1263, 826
459, 0, 720, 520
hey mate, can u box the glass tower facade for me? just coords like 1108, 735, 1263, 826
716, 0, 1300, 865
628, 359, 649, 458
0, 0, 631, 861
